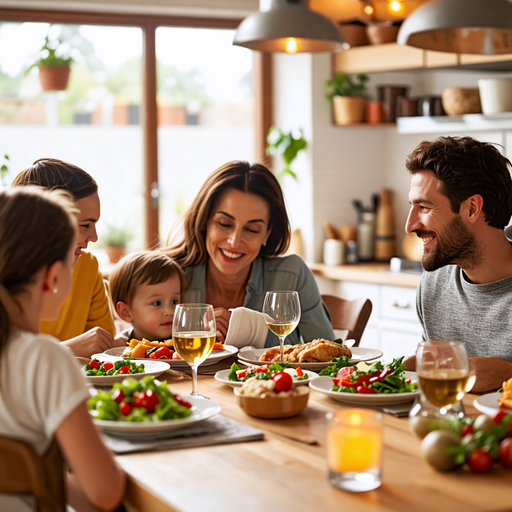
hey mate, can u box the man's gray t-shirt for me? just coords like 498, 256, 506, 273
417, 264, 512, 362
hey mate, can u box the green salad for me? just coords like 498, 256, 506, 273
318, 356, 353, 377
84, 358, 145, 377
331, 357, 418, 395
87, 376, 192, 422
228, 362, 309, 382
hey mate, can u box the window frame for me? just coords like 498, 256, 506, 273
0, 7, 271, 247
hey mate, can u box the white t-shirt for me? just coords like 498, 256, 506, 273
0, 329, 90, 511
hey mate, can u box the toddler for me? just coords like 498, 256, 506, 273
109, 251, 184, 342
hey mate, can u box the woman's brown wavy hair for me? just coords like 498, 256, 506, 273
165, 161, 291, 268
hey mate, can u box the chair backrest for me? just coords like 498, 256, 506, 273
0, 436, 66, 512
321, 294, 373, 347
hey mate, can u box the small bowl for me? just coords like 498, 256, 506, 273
366, 24, 399, 45
234, 386, 309, 419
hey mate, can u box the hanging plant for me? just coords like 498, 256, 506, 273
266, 126, 307, 180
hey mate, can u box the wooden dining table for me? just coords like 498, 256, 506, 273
114, 357, 512, 512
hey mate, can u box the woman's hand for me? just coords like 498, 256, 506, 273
214, 307, 232, 342
63, 327, 116, 358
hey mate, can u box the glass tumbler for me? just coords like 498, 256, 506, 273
326, 409, 383, 492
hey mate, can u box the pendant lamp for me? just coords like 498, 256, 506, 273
397, 0, 512, 54
233, 0, 345, 53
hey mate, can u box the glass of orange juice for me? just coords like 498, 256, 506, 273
326, 409, 383, 492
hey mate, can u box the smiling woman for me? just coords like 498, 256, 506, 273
11, 158, 125, 357
165, 161, 335, 347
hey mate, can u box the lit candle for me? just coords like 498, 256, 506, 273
326, 409, 383, 492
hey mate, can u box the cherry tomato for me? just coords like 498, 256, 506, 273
152, 347, 173, 359
103, 362, 114, 371
461, 424, 473, 437
111, 389, 125, 403
467, 448, 493, 473
118, 366, 131, 374
133, 390, 160, 413
255, 367, 268, 373
337, 367, 356, 379
174, 394, 192, 408
494, 411, 507, 423
119, 401, 132, 416
172, 352, 182, 360
296, 367, 304, 377
354, 374, 372, 387
271, 371, 293, 393
89, 359, 101, 370
357, 386, 377, 394
499, 438, 512, 469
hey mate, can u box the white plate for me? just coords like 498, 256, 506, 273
92, 397, 221, 437
214, 368, 319, 388
309, 372, 419, 405
473, 392, 512, 417
102, 344, 238, 367
83, 358, 170, 385
236, 346, 383, 371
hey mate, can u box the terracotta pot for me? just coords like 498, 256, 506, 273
366, 101, 383, 124
366, 25, 399, 45
441, 88, 482, 116
38, 66, 71, 91
339, 23, 369, 47
105, 246, 126, 264
332, 96, 366, 125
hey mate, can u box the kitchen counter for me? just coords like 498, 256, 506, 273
308, 262, 422, 288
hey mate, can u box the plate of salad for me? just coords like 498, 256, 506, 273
237, 347, 383, 371
87, 376, 221, 436
309, 357, 419, 405
83, 357, 170, 384
214, 362, 318, 389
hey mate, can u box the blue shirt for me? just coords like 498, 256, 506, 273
183, 254, 335, 348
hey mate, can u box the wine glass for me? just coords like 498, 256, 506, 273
263, 291, 301, 362
416, 340, 470, 416
172, 304, 216, 399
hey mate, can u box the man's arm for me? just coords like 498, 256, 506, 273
469, 356, 512, 393
403, 355, 512, 393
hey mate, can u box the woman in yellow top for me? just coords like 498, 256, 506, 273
12, 158, 124, 357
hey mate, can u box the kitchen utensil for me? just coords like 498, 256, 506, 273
441, 88, 481, 116
352, 199, 364, 214
323, 222, 339, 240
374, 189, 396, 262
339, 224, 357, 243
377, 85, 410, 123
357, 211, 375, 262
478, 78, 512, 114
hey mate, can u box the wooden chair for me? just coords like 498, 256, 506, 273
321, 294, 373, 347
0, 436, 66, 512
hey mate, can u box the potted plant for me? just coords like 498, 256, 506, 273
324, 73, 369, 125
29, 33, 74, 91
266, 126, 307, 180
0, 154, 10, 189
101, 223, 133, 264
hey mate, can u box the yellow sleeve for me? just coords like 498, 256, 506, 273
85, 266, 116, 337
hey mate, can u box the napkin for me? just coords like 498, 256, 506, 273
224, 307, 268, 348
101, 415, 264, 454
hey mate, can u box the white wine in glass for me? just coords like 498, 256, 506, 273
416, 340, 469, 411
173, 304, 216, 399
263, 291, 301, 363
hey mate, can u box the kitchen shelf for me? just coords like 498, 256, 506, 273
333, 123, 396, 128
397, 112, 512, 134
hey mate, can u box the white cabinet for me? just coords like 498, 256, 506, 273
315, 276, 422, 364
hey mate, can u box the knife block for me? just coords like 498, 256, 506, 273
374, 189, 396, 261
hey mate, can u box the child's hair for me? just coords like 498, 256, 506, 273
11, 158, 98, 200
0, 187, 78, 358
109, 251, 185, 308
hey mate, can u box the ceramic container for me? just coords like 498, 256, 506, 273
478, 78, 512, 114
324, 239, 344, 266
441, 88, 482, 116
377, 85, 409, 123
366, 101, 383, 123
234, 386, 309, 419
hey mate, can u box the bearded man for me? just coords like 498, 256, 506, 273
404, 136, 512, 392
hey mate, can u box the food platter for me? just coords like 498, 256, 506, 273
237, 346, 383, 371
308, 373, 420, 405
101, 344, 238, 367
84, 357, 170, 385
92, 397, 221, 437
214, 368, 319, 389
473, 392, 512, 417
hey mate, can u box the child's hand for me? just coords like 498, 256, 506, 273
63, 327, 115, 358
214, 307, 231, 343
